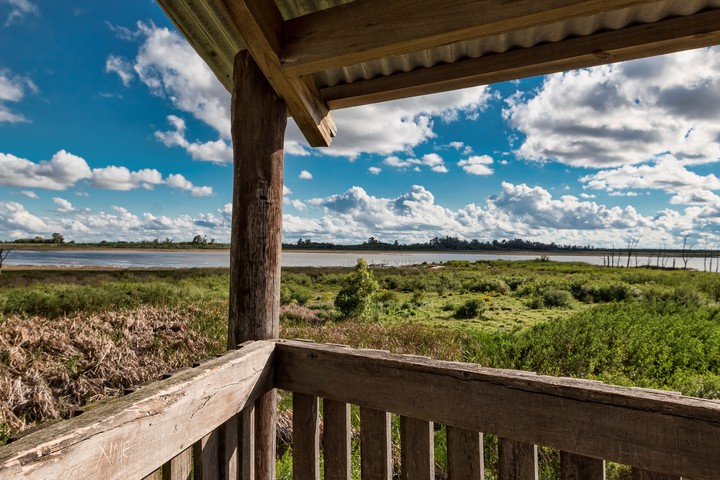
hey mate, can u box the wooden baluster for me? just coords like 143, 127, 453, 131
446, 426, 483, 480
561, 451, 605, 479
360, 407, 392, 480
400, 416, 434, 480
498, 437, 538, 480
239, 405, 255, 480
222, 414, 239, 480
141, 469, 162, 480
161, 447, 192, 480
632, 468, 680, 480
194, 429, 220, 480
294, 393, 320, 480
324, 399, 351, 480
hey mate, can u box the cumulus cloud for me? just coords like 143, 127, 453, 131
382, 153, 448, 173
368, 167, 381, 175
105, 55, 134, 86
507, 48, 720, 168
19, 190, 37, 199
458, 155, 494, 176
0, 149, 213, 195
299, 170, 313, 180
0, 201, 46, 237
2, 0, 38, 26
0, 68, 37, 124
155, 115, 232, 163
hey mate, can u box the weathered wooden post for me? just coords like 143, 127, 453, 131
229, 49, 286, 480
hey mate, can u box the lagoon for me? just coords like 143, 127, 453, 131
5, 249, 717, 271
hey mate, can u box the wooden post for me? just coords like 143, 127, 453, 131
229, 49, 286, 480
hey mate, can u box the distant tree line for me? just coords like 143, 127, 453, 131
285, 236, 596, 252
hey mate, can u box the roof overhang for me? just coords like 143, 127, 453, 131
157, 0, 720, 147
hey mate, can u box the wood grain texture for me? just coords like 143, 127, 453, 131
561, 451, 605, 480
360, 407, 392, 480
631, 468, 679, 480
323, 399, 351, 480
222, 415, 239, 480
400, 416, 433, 480
255, 392, 277, 480
239, 406, 255, 480
0, 340, 274, 480
293, 393, 320, 480
162, 448, 193, 480
282, 0, 650, 74
274, 341, 720, 479
498, 438, 538, 480
142, 468, 162, 480
322, 9, 720, 109
221, 0, 335, 146
446, 426, 483, 480
194, 429, 220, 480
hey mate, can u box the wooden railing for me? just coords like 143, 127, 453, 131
275, 340, 720, 480
2, 339, 720, 479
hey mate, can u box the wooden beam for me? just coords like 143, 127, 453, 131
282, 0, 653, 75
446, 427, 483, 480
274, 341, 720, 479
220, 0, 335, 147
323, 400, 352, 480
360, 408, 392, 480
322, 9, 720, 109
498, 438, 538, 480
228, 50, 285, 480
400, 417, 434, 480
0, 341, 275, 480
293, 393, 320, 480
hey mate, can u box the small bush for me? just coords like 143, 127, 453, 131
542, 290, 573, 308
465, 277, 510, 295
334, 259, 380, 320
454, 299, 484, 319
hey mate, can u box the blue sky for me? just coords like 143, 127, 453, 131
1, 0, 720, 248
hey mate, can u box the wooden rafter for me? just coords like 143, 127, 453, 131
281, 0, 655, 75
321, 9, 720, 109
220, 0, 336, 147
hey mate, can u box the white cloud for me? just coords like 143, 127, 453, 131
0, 68, 36, 124
382, 153, 448, 173
431, 165, 448, 173
368, 167, 381, 175
155, 115, 232, 163
105, 55, 134, 87
448, 141, 464, 150
507, 48, 720, 168
0, 149, 213, 196
384, 156, 411, 168
19, 190, 37, 199
581, 155, 720, 199
0, 201, 46, 236
0, 150, 92, 189
458, 155, 494, 176
2, 0, 38, 26
299, 170, 313, 180
52, 197, 75, 213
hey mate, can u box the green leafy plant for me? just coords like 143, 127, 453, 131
334, 259, 380, 320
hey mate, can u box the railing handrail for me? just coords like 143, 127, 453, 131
0, 340, 275, 480
274, 340, 720, 479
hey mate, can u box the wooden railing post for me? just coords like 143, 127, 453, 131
400, 416, 434, 479
323, 399, 352, 480
446, 426, 483, 479
498, 437, 538, 480
194, 430, 220, 480
161, 448, 193, 480
360, 407, 392, 480
229, 48, 286, 480
293, 393, 320, 479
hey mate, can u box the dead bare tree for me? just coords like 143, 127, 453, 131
626, 237, 640, 268
0, 247, 12, 274
681, 234, 695, 270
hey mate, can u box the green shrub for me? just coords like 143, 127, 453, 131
465, 277, 510, 295
542, 289, 573, 308
454, 299, 484, 319
334, 259, 380, 320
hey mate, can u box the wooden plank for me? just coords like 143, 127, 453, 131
446, 426, 483, 480
220, 0, 335, 147
498, 438, 538, 480
322, 9, 720, 109
282, 0, 652, 75
194, 429, 220, 480
360, 407, 392, 480
400, 416, 433, 480
293, 393, 320, 480
631, 468, 679, 480
323, 399, 351, 480
561, 451, 605, 480
239, 405, 255, 480
228, 49, 284, 480
274, 341, 720, 479
0, 340, 274, 480
162, 448, 193, 480
141, 468, 162, 480
222, 414, 239, 480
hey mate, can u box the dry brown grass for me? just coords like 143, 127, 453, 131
0, 306, 212, 436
